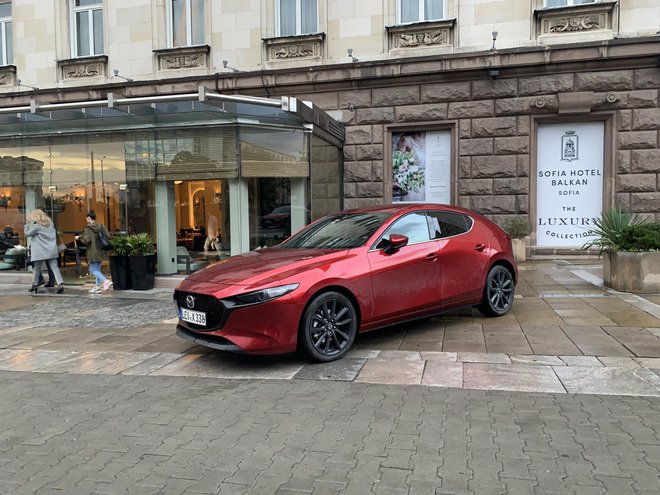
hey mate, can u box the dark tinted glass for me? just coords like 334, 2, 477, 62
280, 212, 392, 249
427, 211, 472, 239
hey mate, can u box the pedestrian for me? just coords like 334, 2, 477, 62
76, 211, 113, 294
24, 209, 64, 294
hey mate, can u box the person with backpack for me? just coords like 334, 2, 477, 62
75, 211, 112, 294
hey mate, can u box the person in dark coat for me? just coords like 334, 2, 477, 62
24, 209, 64, 294
76, 211, 112, 294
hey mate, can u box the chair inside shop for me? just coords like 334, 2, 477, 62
176, 246, 208, 274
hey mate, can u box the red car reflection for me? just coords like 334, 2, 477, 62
175, 204, 517, 362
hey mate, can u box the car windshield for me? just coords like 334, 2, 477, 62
279, 212, 392, 249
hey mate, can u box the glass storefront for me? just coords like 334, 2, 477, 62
0, 112, 342, 280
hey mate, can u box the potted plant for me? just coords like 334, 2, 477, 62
127, 233, 157, 290
583, 208, 659, 293
109, 235, 132, 290
503, 217, 529, 262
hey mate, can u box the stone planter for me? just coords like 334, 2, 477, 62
603, 251, 660, 293
511, 238, 526, 263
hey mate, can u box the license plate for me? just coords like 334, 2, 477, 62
180, 308, 206, 326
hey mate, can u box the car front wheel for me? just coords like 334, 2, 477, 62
301, 291, 357, 362
477, 265, 515, 317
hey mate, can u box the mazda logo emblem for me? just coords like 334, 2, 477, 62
186, 295, 195, 309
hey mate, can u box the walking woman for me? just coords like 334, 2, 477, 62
76, 211, 112, 294
24, 209, 64, 294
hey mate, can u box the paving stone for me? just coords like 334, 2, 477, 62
598, 357, 641, 368
457, 352, 511, 364
420, 351, 457, 362
294, 358, 366, 381
559, 356, 603, 367
463, 364, 566, 393
421, 362, 463, 388
510, 355, 565, 366
553, 366, 660, 396
355, 358, 424, 385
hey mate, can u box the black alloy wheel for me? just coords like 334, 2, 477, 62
478, 265, 515, 317
301, 291, 357, 362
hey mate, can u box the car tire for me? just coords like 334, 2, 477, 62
301, 291, 357, 362
477, 265, 515, 317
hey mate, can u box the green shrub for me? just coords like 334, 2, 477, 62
502, 217, 529, 239
110, 235, 130, 256
617, 223, 660, 252
582, 208, 645, 253
127, 233, 155, 256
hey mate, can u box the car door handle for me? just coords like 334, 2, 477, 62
474, 243, 486, 251
426, 252, 439, 261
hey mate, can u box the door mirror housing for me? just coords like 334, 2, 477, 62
383, 233, 409, 254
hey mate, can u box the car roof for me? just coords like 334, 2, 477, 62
338, 203, 476, 217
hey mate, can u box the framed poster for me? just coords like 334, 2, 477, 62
391, 130, 451, 204
536, 122, 604, 247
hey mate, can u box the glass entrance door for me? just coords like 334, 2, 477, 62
173, 179, 230, 274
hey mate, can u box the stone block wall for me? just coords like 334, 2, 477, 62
303, 67, 660, 227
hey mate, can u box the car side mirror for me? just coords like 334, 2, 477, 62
383, 234, 408, 254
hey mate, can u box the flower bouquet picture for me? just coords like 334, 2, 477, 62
392, 147, 425, 199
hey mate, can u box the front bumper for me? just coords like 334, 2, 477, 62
174, 289, 303, 355
176, 325, 244, 352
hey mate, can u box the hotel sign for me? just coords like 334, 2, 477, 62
536, 122, 604, 247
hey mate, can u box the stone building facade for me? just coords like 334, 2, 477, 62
252, 37, 660, 249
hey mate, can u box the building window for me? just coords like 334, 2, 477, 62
544, 0, 597, 6
278, 0, 317, 37
0, 1, 12, 65
398, 0, 444, 24
169, 0, 205, 47
71, 0, 103, 57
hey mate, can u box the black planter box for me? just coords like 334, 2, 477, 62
129, 254, 157, 290
109, 255, 132, 290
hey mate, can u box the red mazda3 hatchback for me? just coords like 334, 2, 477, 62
174, 204, 517, 362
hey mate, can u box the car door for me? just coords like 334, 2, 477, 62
427, 210, 491, 306
367, 212, 442, 323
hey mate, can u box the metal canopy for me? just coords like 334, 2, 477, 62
0, 87, 345, 147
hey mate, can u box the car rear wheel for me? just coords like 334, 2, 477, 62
477, 265, 515, 317
301, 291, 357, 362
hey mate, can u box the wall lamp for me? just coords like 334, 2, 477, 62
488, 68, 500, 80
113, 69, 133, 82
16, 79, 39, 90
347, 48, 359, 62
222, 60, 239, 73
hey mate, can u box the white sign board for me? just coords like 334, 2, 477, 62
392, 130, 451, 204
536, 122, 604, 247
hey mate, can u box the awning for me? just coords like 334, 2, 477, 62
0, 87, 345, 147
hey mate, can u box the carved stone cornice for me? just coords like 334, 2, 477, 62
263, 33, 324, 63
0, 65, 16, 86
386, 19, 456, 51
535, 2, 616, 37
57, 55, 108, 80
153, 45, 211, 71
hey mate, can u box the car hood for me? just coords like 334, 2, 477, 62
181, 248, 350, 288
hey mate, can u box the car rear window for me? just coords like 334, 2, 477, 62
426, 211, 473, 239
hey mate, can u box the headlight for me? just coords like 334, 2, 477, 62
222, 283, 299, 307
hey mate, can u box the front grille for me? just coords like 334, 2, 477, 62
174, 290, 226, 331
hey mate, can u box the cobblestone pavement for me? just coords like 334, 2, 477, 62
1, 371, 660, 495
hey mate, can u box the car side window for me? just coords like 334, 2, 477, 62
375, 212, 431, 248
426, 211, 472, 239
